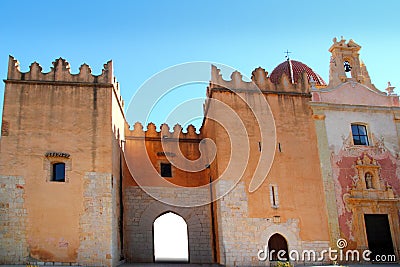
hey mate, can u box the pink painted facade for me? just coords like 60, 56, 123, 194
331, 146, 400, 247
310, 37, 400, 258
312, 82, 399, 107
311, 45, 400, 256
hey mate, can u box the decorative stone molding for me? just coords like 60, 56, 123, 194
341, 133, 387, 155
45, 152, 70, 158
339, 154, 400, 258
344, 154, 397, 203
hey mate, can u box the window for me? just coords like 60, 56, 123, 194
44, 152, 70, 183
160, 163, 172, 178
351, 124, 369, 146
52, 162, 65, 182
269, 184, 279, 208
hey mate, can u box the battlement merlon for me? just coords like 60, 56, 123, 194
6, 56, 115, 85
125, 122, 201, 141
208, 65, 312, 94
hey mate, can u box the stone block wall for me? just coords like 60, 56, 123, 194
77, 172, 114, 266
123, 186, 213, 263
0, 175, 28, 263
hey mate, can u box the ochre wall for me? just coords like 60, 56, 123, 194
206, 89, 329, 240
0, 57, 121, 265
123, 124, 209, 188
255, 93, 329, 240
122, 124, 214, 263
0, 83, 110, 261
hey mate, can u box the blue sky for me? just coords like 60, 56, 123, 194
1, 0, 400, 130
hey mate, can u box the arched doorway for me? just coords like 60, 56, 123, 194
268, 233, 288, 261
153, 212, 189, 262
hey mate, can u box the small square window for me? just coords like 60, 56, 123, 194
160, 163, 172, 178
52, 162, 66, 182
351, 124, 369, 146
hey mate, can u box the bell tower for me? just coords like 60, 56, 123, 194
328, 37, 377, 90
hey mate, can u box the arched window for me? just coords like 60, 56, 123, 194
268, 233, 288, 261
52, 162, 65, 182
153, 212, 189, 262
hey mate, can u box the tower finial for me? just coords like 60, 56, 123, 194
284, 49, 292, 61
386, 81, 396, 95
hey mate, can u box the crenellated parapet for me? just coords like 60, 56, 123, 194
7, 56, 114, 85
207, 65, 312, 96
209, 65, 259, 92
126, 122, 201, 140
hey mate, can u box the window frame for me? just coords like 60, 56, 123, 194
51, 162, 66, 182
269, 184, 279, 209
44, 152, 71, 183
160, 162, 173, 178
351, 123, 370, 146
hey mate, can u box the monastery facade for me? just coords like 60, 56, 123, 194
0, 38, 399, 266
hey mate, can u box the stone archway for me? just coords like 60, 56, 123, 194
268, 233, 289, 261
123, 187, 213, 263
153, 212, 189, 262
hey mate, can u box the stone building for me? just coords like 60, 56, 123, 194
0, 37, 399, 266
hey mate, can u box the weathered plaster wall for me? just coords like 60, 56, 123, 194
0, 57, 122, 266
204, 85, 330, 265
331, 150, 400, 244
324, 109, 399, 155
311, 75, 400, 259
124, 123, 209, 188
321, 107, 400, 253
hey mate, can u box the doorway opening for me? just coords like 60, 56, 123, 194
364, 214, 395, 261
268, 233, 288, 261
153, 212, 189, 262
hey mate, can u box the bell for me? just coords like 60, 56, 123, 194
344, 61, 352, 72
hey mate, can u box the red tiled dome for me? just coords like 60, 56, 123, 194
269, 60, 326, 86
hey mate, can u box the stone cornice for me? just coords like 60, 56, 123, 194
309, 101, 400, 113
4, 79, 114, 88
125, 136, 201, 143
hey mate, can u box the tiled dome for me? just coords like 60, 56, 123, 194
270, 59, 326, 86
